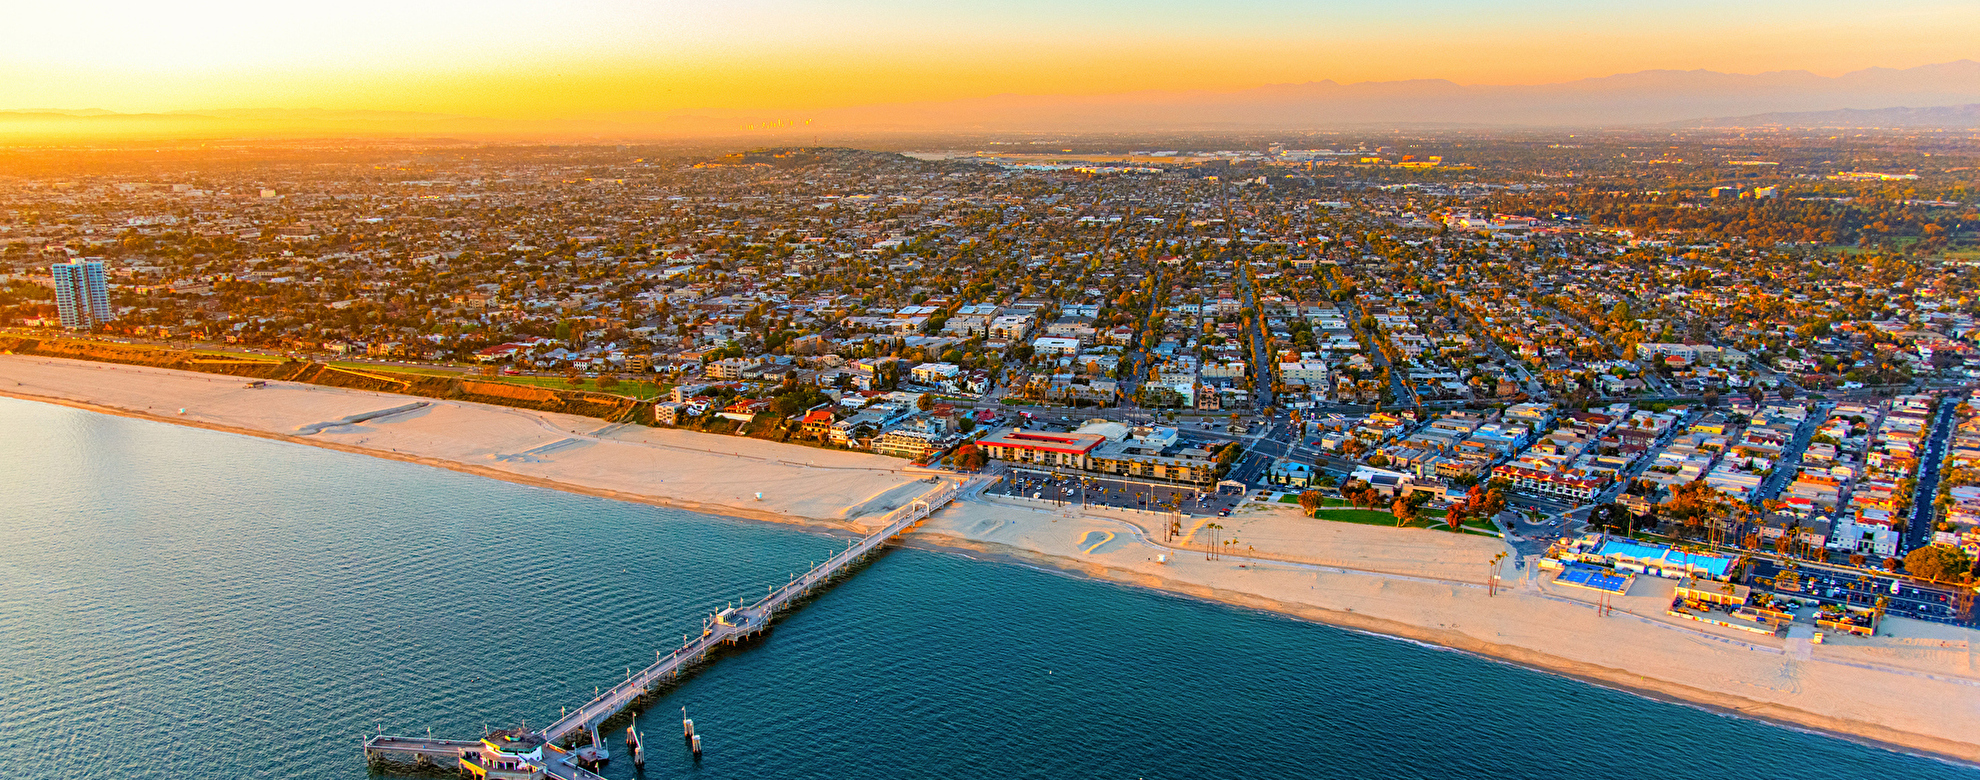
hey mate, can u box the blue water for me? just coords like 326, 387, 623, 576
0, 396, 1972, 779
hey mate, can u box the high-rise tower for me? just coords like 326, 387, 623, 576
51, 259, 112, 329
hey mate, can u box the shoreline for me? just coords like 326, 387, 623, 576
3, 355, 1977, 767
904, 532, 1980, 769
0, 387, 869, 534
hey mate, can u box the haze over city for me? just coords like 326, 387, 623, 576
6, 0, 1980, 132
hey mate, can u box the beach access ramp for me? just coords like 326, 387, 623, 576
296, 402, 430, 435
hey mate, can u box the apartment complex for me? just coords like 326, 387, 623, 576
51, 259, 111, 329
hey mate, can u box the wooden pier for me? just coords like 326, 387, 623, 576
363, 478, 961, 776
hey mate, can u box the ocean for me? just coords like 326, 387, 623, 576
0, 396, 1972, 779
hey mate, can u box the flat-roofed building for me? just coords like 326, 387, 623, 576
1279, 361, 1330, 386
871, 418, 957, 462
910, 361, 962, 385
1492, 463, 1606, 501
1032, 336, 1083, 357
705, 357, 764, 380
1089, 439, 1219, 486
977, 428, 1105, 469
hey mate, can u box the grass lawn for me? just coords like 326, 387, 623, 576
1310, 507, 1499, 535
1314, 508, 1409, 525
1279, 494, 1359, 507
469, 373, 674, 399
327, 361, 464, 378
342, 364, 675, 400
190, 350, 283, 363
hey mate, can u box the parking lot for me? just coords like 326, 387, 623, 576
986, 469, 1243, 516
1747, 559, 1975, 627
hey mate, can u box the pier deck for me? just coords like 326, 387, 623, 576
363, 477, 961, 771
361, 735, 606, 780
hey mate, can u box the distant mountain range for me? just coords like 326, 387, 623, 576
1684, 103, 1980, 129
5, 60, 1979, 138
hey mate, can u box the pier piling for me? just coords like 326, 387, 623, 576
361, 478, 961, 778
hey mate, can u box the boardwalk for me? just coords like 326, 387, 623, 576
364, 477, 962, 775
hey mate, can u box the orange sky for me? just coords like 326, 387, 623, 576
4, 0, 1976, 116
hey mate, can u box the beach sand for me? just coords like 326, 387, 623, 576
0, 355, 932, 529
919, 499, 1980, 763
5, 354, 1977, 764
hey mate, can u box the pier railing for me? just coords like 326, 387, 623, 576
532, 477, 960, 745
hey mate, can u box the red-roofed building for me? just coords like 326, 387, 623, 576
718, 399, 771, 423
977, 428, 1106, 469
799, 409, 838, 440
474, 343, 526, 362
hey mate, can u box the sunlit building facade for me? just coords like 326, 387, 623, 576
51, 259, 112, 329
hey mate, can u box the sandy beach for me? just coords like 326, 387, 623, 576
4, 354, 1978, 765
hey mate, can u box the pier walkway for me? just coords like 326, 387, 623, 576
363, 477, 963, 775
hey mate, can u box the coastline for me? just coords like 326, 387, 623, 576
905, 533, 1980, 768
4, 354, 1977, 766
0, 388, 862, 533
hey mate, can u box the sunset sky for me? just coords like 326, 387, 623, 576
6, 0, 1977, 116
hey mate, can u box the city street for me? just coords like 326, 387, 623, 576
1905, 401, 1957, 553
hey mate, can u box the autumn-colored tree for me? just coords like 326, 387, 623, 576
954, 443, 987, 471
1660, 480, 1740, 540
1904, 545, 1974, 583
1297, 490, 1325, 516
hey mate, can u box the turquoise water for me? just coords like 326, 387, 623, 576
0, 396, 1973, 779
